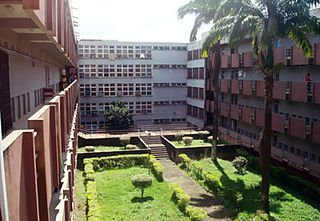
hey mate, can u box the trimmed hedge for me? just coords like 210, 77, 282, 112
198, 130, 210, 140
149, 156, 164, 181
170, 182, 190, 210
182, 136, 193, 146
84, 154, 149, 171
179, 154, 191, 169
84, 163, 100, 221
185, 205, 208, 221
170, 182, 207, 221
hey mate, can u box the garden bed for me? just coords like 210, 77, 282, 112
171, 139, 211, 148
75, 154, 196, 221
178, 154, 320, 221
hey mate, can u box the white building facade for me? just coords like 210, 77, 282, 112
78, 40, 190, 129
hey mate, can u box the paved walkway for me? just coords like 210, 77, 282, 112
160, 160, 231, 221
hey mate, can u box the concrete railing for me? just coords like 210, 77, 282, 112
1, 80, 79, 221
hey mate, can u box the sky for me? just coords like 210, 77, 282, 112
72, 0, 210, 43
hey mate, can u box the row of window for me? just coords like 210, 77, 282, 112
154, 83, 186, 87
187, 105, 204, 120
219, 120, 320, 163
78, 64, 152, 78
187, 87, 204, 100
154, 118, 187, 124
153, 100, 186, 105
80, 101, 152, 116
187, 49, 202, 61
187, 68, 205, 79
80, 83, 152, 97
78, 44, 187, 52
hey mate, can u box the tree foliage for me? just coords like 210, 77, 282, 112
105, 101, 133, 130
132, 174, 153, 198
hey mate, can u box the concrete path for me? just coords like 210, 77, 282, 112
160, 160, 231, 221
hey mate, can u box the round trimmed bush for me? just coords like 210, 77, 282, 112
119, 135, 130, 146
182, 136, 193, 146
85, 146, 95, 152
232, 156, 248, 174
198, 130, 210, 140
132, 174, 153, 198
125, 144, 138, 150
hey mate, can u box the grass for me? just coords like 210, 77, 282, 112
94, 167, 190, 221
172, 139, 211, 148
77, 145, 124, 153
187, 158, 320, 221
73, 170, 87, 221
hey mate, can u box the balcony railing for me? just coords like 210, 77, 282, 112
2, 80, 78, 221
231, 53, 240, 68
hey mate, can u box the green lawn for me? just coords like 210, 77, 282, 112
188, 158, 320, 221
171, 139, 211, 148
73, 170, 86, 221
95, 167, 190, 221
77, 145, 124, 153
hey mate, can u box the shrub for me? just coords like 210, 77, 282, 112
170, 183, 190, 211
174, 132, 183, 143
207, 136, 213, 143
84, 163, 95, 175
149, 156, 164, 181
189, 161, 205, 180
87, 154, 149, 171
203, 172, 221, 193
179, 154, 191, 169
232, 156, 248, 174
85, 146, 95, 152
182, 136, 193, 146
132, 174, 153, 198
198, 130, 210, 140
119, 135, 130, 146
86, 180, 100, 220
125, 144, 138, 150
185, 205, 208, 221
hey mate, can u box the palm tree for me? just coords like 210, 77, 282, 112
178, 0, 222, 160
179, 0, 320, 213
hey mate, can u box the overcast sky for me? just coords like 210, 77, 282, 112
72, 0, 210, 43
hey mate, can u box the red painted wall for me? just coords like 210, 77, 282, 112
231, 53, 240, 68
289, 117, 305, 138
273, 81, 285, 100
291, 82, 306, 102
272, 114, 284, 133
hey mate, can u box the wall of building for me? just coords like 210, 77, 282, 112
78, 40, 188, 129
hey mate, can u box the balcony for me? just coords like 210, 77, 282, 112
220, 79, 229, 93
242, 80, 254, 96
221, 55, 230, 69
291, 82, 307, 103
2, 80, 78, 221
0, 0, 77, 66
289, 117, 305, 139
314, 83, 320, 104
292, 46, 308, 65
230, 104, 239, 120
241, 107, 252, 124
231, 53, 240, 68
220, 102, 229, 117
255, 110, 265, 128
273, 81, 285, 100
231, 79, 239, 94
271, 146, 283, 160
256, 80, 265, 97
243, 52, 253, 67
312, 122, 320, 144
273, 47, 286, 65
272, 113, 284, 133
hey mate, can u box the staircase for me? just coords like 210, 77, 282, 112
141, 135, 169, 159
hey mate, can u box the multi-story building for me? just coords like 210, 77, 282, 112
0, 0, 78, 220
186, 33, 208, 128
205, 37, 320, 179
78, 40, 189, 129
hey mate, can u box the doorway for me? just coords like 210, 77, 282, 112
0, 50, 12, 136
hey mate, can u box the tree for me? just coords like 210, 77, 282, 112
178, 0, 222, 160
179, 0, 320, 213
105, 101, 133, 130
131, 174, 153, 198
